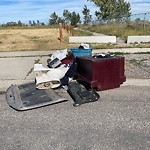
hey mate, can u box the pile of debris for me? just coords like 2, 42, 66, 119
6, 44, 126, 111
6, 45, 100, 111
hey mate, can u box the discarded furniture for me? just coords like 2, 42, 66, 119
76, 54, 126, 91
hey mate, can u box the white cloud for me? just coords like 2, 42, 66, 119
0, 0, 98, 24
0, 0, 150, 24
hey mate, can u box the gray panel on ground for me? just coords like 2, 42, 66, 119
6, 82, 67, 111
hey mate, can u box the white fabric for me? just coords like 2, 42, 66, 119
50, 49, 68, 61
34, 64, 51, 71
36, 74, 61, 89
34, 64, 69, 89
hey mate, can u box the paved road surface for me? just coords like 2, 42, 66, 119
0, 86, 150, 150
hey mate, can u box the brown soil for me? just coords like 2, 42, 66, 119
0, 28, 78, 52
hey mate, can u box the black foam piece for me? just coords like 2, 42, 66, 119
67, 81, 100, 107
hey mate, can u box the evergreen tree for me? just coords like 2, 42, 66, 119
33, 21, 36, 26
18, 20, 22, 26
63, 10, 71, 24
37, 20, 40, 26
57, 17, 65, 24
70, 12, 81, 26
82, 5, 92, 25
29, 20, 32, 26
49, 12, 58, 25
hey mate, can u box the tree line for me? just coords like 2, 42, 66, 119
0, 20, 45, 27
49, 0, 131, 26
1, 0, 131, 27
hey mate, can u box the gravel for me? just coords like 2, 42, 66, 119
124, 54, 150, 79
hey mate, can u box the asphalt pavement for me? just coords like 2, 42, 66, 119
0, 86, 150, 150
0, 48, 150, 150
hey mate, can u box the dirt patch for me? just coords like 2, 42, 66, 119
0, 28, 78, 52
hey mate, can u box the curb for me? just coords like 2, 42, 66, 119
121, 79, 150, 87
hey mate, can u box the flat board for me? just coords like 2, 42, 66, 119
6, 82, 67, 111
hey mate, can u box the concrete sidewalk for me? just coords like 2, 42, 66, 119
0, 48, 150, 57
0, 48, 149, 92
93, 48, 150, 53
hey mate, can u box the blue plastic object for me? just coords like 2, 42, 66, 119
70, 47, 92, 57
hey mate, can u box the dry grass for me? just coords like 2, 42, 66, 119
0, 28, 78, 52
80, 24, 150, 40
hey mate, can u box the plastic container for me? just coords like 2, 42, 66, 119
76, 55, 126, 91
70, 47, 92, 57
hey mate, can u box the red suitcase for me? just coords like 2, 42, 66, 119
76, 55, 126, 91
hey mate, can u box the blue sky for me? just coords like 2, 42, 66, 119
0, 0, 150, 24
